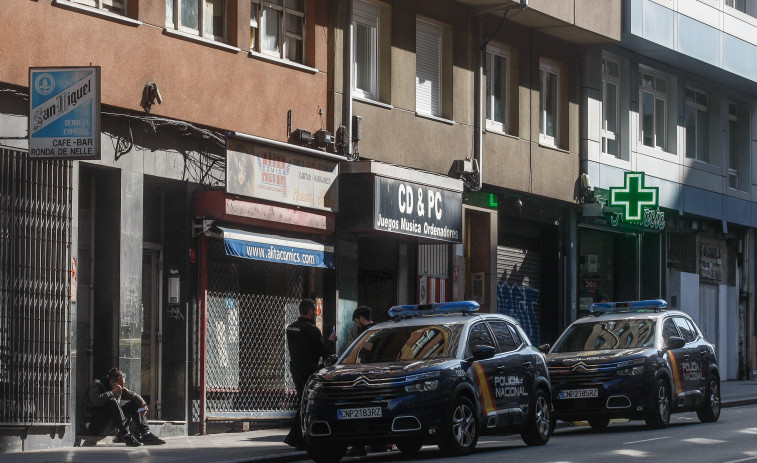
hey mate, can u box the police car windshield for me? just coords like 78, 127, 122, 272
341, 324, 464, 364
551, 319, 657, 353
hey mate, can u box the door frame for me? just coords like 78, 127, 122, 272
143, 243, 164, 419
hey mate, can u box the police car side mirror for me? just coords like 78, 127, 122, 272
665, 336, 685, 350
471, 345, 496, 361
538, 343, 551, 353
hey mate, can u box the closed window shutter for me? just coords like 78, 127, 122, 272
416, 20, 441, 117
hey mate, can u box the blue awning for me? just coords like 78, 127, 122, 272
219, 227, 335, 269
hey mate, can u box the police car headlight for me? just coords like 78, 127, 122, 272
405, 380, 439, 393
616, 366, 645, 376
304, 380, 323, 399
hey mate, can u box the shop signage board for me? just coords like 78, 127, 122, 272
226, 139, 338, 213
221, 227, 335, 269
592, 172, 665, 232
374, 176, 462, 243
28, 66, 101, 160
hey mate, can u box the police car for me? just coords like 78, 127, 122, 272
546, 300, 720, 430
301, 301, 552, 463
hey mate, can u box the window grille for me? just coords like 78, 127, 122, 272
0, 148, 72, 425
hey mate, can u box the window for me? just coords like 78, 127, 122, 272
467, 322, 495, 351
685, 88, 709, 163
167, 0, 227, 41
662, 318, 680, 343
489, 321, 517, 353
602, 58, 620, 157
416, 19, 442, 117
353, 1, 379, 100
250, 0, 305, 63
728, 102, 740, 189
71, 0, 126, 14
485, 44, 509, 132
539, 60, 559, 146
726, 0, 757, 17
639, 70, 667, 150
673, 317, 697, 343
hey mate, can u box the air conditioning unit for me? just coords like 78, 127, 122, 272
293, 128, 313, 144
453, 159, 473, 174
315, 129, 333, 146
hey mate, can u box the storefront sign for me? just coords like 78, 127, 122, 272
374, 177, 462, 242
28, 66, 101, 159
226, 140, 338, 213
221, 227, 335, 269
609, 172, 658, 222
699, 243, 723, 282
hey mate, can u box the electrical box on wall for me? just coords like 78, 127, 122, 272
472, 272, 484, 304
168, 269, 180, 305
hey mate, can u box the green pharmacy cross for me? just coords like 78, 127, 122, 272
609, 172, 658, 222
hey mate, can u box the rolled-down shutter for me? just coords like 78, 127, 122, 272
496, 245, 542, 345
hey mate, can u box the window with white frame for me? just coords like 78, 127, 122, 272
639, 70, 667, 150
726, 0, 757, 18
539, 60, 559, 146
250, 0, 305, 63
485, 43, 509, 132
416, 19, 442, 117
684, 88, 709, 163
71, 0, 126, 14
166, 0, 226, 41
727, 102, 740, 189
601, 58, 620, 157
353, 0, 379, 100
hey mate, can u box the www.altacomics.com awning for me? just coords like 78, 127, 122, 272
220, 227, 335, 269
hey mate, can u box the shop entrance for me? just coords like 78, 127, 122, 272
578, 228, 638, 317
141, 245, 163, 419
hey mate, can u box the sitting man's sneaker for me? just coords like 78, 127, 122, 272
139, 433, 166, 445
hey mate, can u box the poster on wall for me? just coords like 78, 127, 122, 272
699, 243, 723, 282
28, 66, 101, 160
226, 139, 338, 213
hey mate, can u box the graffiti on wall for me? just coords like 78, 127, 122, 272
497, 282, 540, 346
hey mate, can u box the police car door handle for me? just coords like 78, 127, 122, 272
522, 361, 532, 368
682, 354, 690, 360
497, 366, 506, 373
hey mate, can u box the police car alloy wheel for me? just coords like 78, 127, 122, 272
521, 389, 551, 446
645, 378, 671, 429
439, 396, 478, 455
696, 374, 721, 423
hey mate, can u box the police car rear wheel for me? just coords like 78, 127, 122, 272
438, 396, 478, 455
307, 442, 347, 463
696, 374, 721, 423
645, 378, 670, 429
521, 389, 551, 446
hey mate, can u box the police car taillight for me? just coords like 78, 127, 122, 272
388, 300, 480, 319
590, 299, 668, 315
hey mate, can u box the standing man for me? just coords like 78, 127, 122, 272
352, 305, 375, 337
284, 299, 337, 450
85, 368, 166, 446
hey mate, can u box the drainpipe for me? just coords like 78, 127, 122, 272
342, 0, 353, 158
199, 234, 208, 435
474, 17, 483, 190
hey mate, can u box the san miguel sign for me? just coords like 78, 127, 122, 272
29, 67, 101, 160
606, 172, 665, 231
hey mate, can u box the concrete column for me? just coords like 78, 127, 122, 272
118, 169, 144, 393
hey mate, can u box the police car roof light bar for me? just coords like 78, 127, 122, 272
590, 299, 668, 315
388, 300, 480, 319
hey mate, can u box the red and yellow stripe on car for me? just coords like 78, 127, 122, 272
472, 363, 497, 414
668, 351, 684, 396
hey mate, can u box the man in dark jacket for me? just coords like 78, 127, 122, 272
283, 299, 337, 449
85, 368, 166, 446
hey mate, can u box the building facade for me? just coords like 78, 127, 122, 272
581, 0, 757, 380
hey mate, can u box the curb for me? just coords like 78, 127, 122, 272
722, 398, 757, 409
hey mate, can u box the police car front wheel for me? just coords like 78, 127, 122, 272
521, 389, 551, 446
438, 396, 478, 456
645, 378, 671, 429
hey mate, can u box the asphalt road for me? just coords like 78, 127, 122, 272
334, 405, 757, 463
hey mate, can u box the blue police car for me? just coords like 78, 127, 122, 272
546, 300, 720, 430
301, 301, 552, 463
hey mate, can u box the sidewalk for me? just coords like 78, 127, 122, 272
4, 380, 757, 463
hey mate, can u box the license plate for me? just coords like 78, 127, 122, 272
559, 388, 598, 399
337, 407, 382, 420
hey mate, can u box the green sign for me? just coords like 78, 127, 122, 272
609, 172, 658, 222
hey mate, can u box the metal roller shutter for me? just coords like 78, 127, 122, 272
496, 245, 542, 345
